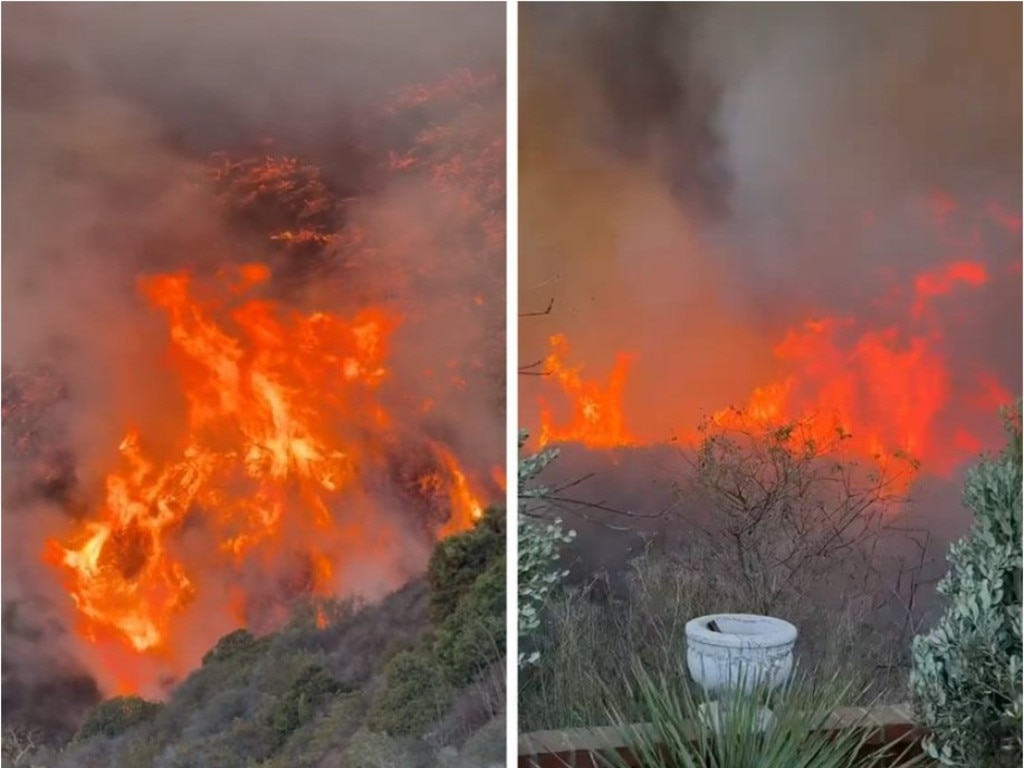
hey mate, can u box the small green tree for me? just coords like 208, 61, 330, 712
910, 402, 1023, 766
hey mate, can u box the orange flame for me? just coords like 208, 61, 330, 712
44, 263, 488, 662
538, 334, 636, 449
536, 196, 1019, 475
433, 443, 487, 537
912, 260, 988, 319
315, 605, 329, 631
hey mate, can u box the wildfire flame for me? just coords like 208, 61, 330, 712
536, 195, 1020, 475
538, 334, 636, 449
44, 263, 488, 656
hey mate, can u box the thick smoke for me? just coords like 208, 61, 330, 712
2, 2, 503, 734
520, 3, 1020, 581
521, 2, 1020, 444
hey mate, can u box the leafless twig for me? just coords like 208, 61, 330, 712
519, 297, 555, 317
2, 726, 41, 766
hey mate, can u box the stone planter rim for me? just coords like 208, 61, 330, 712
685, 613, 797, 649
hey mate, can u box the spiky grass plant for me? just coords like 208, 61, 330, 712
600, 663, 926, 768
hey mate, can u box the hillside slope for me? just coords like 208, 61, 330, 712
5, 509, 506, 768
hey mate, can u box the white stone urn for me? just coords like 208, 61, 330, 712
685, 613, 798, 703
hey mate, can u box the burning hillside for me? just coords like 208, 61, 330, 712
2, 3, 504, 725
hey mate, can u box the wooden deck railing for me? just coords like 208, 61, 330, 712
518, 704, 928, 768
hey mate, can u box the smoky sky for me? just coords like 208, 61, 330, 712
522, 2, 1020, 217
520, 1, 1021, 443
3, 0, 505, 369
2, 1, 504, 735
2, 0, 506, 511
4, 3, 503, 144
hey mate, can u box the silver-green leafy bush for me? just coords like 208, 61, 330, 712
518, 430, 575, 669
910, 403, 1022, 766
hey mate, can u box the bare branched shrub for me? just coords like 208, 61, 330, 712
1, 726, 41, 766
680, 409, 917, 614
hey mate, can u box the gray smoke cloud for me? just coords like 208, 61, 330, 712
2, 1, 503, 734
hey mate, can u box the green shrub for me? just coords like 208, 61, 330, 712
344, 727, 421, 768
152, 657, 253, 739
428, 507, 504, 624
38, 513, 502, 766
53, 736, 114, 768
434, 554, 506, 686
251, 649, 329, 698
911, 403, 1023, 766
367, 648, 452, 737
202, 628, 267, 667
266, 664, 348, 746
74, 696, 162, 741
116, 728, 162, 768
153, 717, 279, 768
518, 516, 574, 669
265, 693, 364, 767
